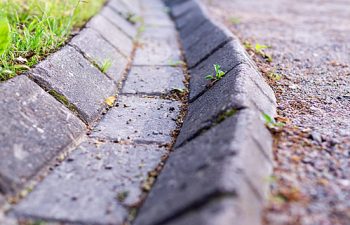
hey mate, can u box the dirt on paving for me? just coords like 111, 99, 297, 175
201, 0, 350, 224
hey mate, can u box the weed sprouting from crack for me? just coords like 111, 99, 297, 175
244, 41, 273, 63
263, 113, 285, 129
205, 64, 226, 81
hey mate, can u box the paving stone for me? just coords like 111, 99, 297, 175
100, 6, 137, 38
175, 5, 208, 39
188, 39, 253, 101
70, 28, 128, 82
13, 140, 166, 225
91, 96, 180, 144
122, 66, 185, 94
0, 76, 85, 194
141, 26, 178, 40
175, 63, 277, 147
87, 14, 133, 57
133, 111, 269, 225
164, 0, 188, 7
183, 22, 233, 68
28, 46, 116, 124
165, 196, 262, 225
107, 0, 135, 19
120, 0, 141, 15
133, 28, 181, 66
171, 0, 197, 18
143, 12, 174, 27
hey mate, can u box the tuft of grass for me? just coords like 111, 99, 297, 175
205, 64, 226, 81
263, 113, 285, 128
243, 41, 273, 62
0, 0, 105, 81
100, 59, 112, 73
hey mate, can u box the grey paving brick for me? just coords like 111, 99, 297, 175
188, 39, 253, 101
141, 26, 178, 40
0, 76, 85, 194
133, 110, 270, 225
183, 22, 233, 68
70, 28, 128, 82
175, 5, 207, 38
120, 0, 141, 15
28, 46, 116, 124
100, 6, 137, 38
143, 12, 174, 27
175, 63, 277, 147
91, 96, 180, 144
165, 196, 262, 225
171, 0, 197, 18
87, 14, 133, 57
133, 28, 181, 66
164, 0, 188, 7
13, 140, 166, 225
107, 0, 134, 19
122, 66, 185, 94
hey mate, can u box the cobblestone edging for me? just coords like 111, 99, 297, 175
132, 0, 277, 225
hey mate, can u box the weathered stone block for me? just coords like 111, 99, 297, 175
175, 63, 276, 147
87, 14, 133, 57
133, 34, 181, 66
0, 76, 85, 194
122, 66, 185, 94
183, 22, 233, 68
13, 140, 166, 225
188, 39, 253, 101
133, 110, 270, 225
171, 0, 197, 18
70, 28, 128, 82
91, 96, 180, 144
28, 46, 117, 124
100, 6, 137, 38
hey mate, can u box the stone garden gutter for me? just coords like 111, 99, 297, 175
132, 0, 278, 225
0, 0, 277, 224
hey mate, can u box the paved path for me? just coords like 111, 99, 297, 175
201, 0, 350, 224
0, 0, 186, 224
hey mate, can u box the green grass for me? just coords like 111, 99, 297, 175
0, 0, 105, 81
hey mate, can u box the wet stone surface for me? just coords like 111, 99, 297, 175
13, 140, 166, 225
122, 66, 185, 95
0, 76, 85, 194
91, 95, 180, 144
202, 0, 350, 224
70, 28, 128, 82
28, 46, 116, 124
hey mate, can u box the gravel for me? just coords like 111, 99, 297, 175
201, 0, 350, 224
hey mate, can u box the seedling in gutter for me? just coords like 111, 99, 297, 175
100, 59, 112, 73
205, 64, 226, 81
263, 113, 285, 128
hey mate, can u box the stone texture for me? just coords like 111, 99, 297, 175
28, 46, 116, 124
100, 6, 137, 38
13, 140, 166, 225
122, 66, 185, 94
0, 76, 85, 194
133, 27, 181, 66
91, 96, 180, 144
70, 28, 128, 82
143, 12, 174, 27
87, 14, 133, 57
188, 39, 253, 101
107, 0, 134, 19
133, 111, 270, 225
175, 63, 277, 147
165, 196, 262, 225
176, 5, 208, 39
183, 22, 233, 68
171, 0, 197, 18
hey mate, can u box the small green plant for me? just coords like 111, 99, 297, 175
255, 43, 273, 62
263, 113, 285, 128
0, 15, 10, 55
229, 17, 240, 25
205, 64, 226, 81
100, 59, 112, 73
267, 71, 282, 81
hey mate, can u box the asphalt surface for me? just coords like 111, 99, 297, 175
201, 0, 350, 224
